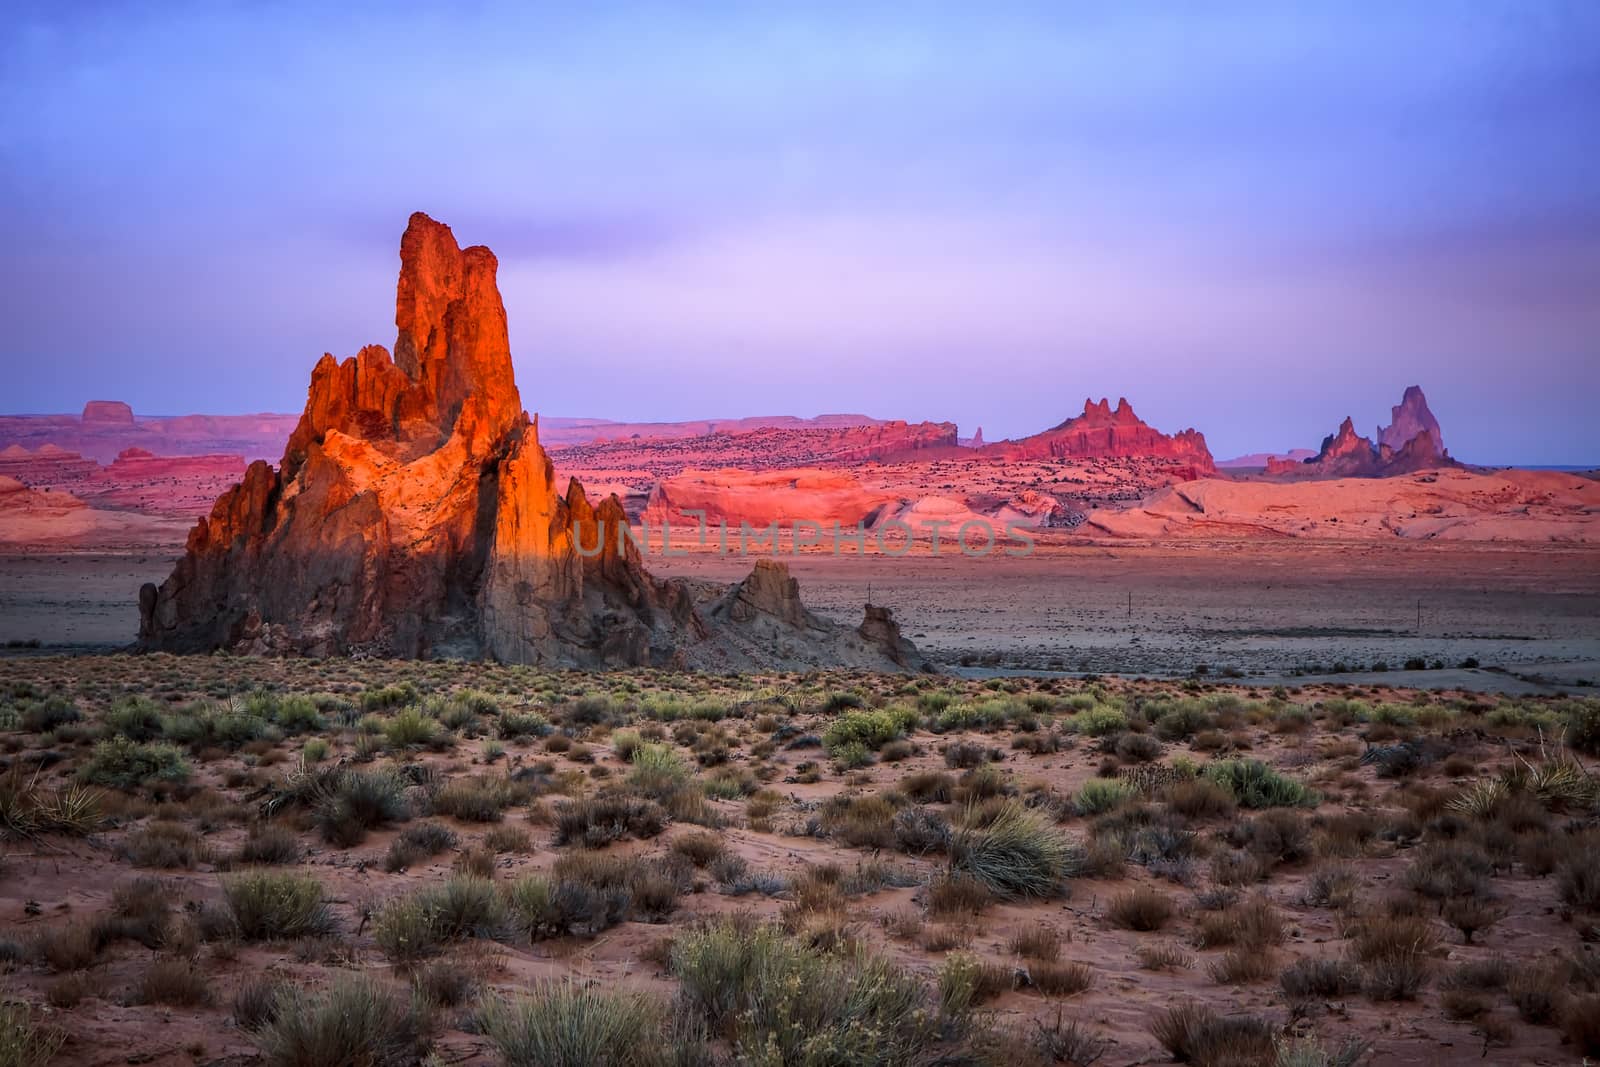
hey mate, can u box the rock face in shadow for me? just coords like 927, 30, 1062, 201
1268, 387, 1456, 478
137, 213, 928, 672
979, 397, 1214, 475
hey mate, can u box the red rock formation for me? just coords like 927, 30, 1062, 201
138, 213, 926, 671
81, 400, 134, 425
1268, 388, 1456, 478
979, 398, 1214, 474
1377, 385, 1444, 454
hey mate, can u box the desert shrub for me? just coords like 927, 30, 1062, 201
1136, 942, 1194, 971
1299, 865, 1361, 910
1232, 809, 1312, 866
383, 707, 440, 749
831, 741, 873, 770
384, 821, 459, 871
1442, 895, 1506, 944
78, 737, 191, 790
823, 708, 918, 754
938, 951, 1015, 1015
1559, 837, 1600, 911
902, 770, 956, 802
106, 697, 165, 741
951, 801, 1074, 898
1069, 705, 1127, 737
1149, 1003, 1274, 1066
954, 763, 1012, 804
880, 739, 915, 762
671, 918, 936, 1063
119, 820, 210, 868
1030, 960, 1095, 996
553, 793, 666, 848
943, 741, 994, 769
136, 957, 212, 1006
32, 923, 98, 972
224, 871, 333, 941
627, 743, 690, 797
361, 683, 419, 712
477, 981, 667, 1067
1074, 777, 1136, 816
928, 872, 994, 918
1402, 841, 1492, 900
670, 830, 727, 867
0, 1004, 62, 1067
1007, 926, 1062, 962
1509, 962, 1564, 1023
20, 696, 81, 734
429, 775, 517, 822
0, 765, 104, 839
1443, 956, 1512, 992
1563, 699, 1600, 755
1192, 895, 1285, 950
1105, 887, 1173, 931
313, 765, 411, 846
1115, 732, 1163, 763
1152, 702, 1212, 741
1163, 778, 1236, 819
1208, 946, 1276, 984
249, 974, 431, 1067
238, 824, 301, 865
1279, 957, 1363, 999
374, 876, 504, 961
497, 710, 550, 739
893, 805, 951, 855
1201, 759, 1316, 809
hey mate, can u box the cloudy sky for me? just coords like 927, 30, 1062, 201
3, 1, 1597, 463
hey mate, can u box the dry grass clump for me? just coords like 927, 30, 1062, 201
247, 974, 432, 1067
1279, 956, 1363, 1000
1347, 913, 1437, 1001
0, 1004, 63, 1067
1105, 887, 1174, 932
1136, 942, 1194, 971
1008, 925, 1063, 962
119, 819, 211, 868
1030, 959, 1095, 996
135, 957, 213, 1006
1192, 895, 1284, 950
477, 981, 670, 1067
1149, 1002, 1275, 1065
939, 951, 1017, 1014
224, 870, 334, 941
551, 793, 666, 848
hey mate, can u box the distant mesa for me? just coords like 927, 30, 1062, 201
81, 400, 135, 425
137, 212, 927, 671
979, 397, 1214, 475
1268, 386, 1456, 478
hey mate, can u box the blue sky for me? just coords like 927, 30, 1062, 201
3, 1, 1597, 462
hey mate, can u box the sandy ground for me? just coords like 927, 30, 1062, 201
5, 540, 1597, 693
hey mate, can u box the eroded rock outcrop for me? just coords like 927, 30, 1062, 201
1268, 387, 1456, 478
138, 213, 928, 671
82, 400, 135, 425
980, 398, 1214, 475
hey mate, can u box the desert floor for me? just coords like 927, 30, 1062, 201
3, 541, 1598, 695
0, 657, 1598, 1066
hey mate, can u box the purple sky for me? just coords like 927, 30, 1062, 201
3, 2, 1598, 464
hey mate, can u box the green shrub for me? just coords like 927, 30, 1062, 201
383, 707, 439, 749
477, 982, 666, 1067
822, 708, 918, 754
628, 743, 690, 799
1069, 705, 1128, 737
249, 974, 430, 1067
498, 710, 550, 739
428, 775, 517, 822
314, 766, 411, 845
224, 871, 333, 940
77, 737, 190, 790
19, 696, 80, 734
273, 695, 324, 734
951, 800, 1075, 898
105, 697, 165, 741
1202, 759, 1317, 809
374, 876, 504, 961
1074, 778, 1137, 815
1565, 699, 1600, 756
671, 918, 936, 1063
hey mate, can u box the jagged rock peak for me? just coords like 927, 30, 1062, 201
1377, 385, 1444, 454
137, 213, 927, 674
